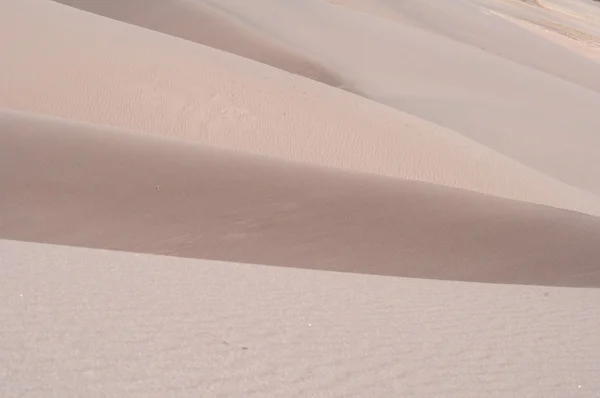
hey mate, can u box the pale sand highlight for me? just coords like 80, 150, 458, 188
326, 0, 600, 77
1, 0, 599, 216
2, 109, 600, 287
2, 239, 599, 397
492, 11, 600, 61
486, 0, 600, 61
203, 0, 600, 195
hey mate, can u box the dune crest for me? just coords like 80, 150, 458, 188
202, 0, 600, 195
1, 0, 598, 216
51, 0, 351, 90
3, 108, 600, 287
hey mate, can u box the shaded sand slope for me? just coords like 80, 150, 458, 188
2, 239, 600, 397
51, 0, 349, 89
2, 109, 600, 287
202, 0, 600, 195
1, 0, 598, 215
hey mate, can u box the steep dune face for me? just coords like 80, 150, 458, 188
51, 0, 349, 90
1, 0, 598, 216
3, 109, 600, 287
200, 0, 600, 196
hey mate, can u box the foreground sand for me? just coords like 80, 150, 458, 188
2, 239, 599, 397
2, 108, 600, 287
2, 0, 599, 216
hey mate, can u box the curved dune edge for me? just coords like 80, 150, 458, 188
203, 0, 600, 195
1, 0, 599, 217
2, 109, 600, 287
51, 0, 355, 92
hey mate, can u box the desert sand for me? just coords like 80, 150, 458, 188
53, 0, 349, 90
2, 239, 600, 397
196, 0, 600, 194
1, 0, 600, 396
3, 108, 600, 287
2, 0, 600, 215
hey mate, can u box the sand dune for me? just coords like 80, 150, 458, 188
2, 239, 600, 397
201, 0, 600, 195
2, 109, 600, 287
1, 0, 598, 216
327, 0, 600, 90
540, 0, 600, 26
486, 0, 600, 61
51, 0, 350, 90
2, 0, 600, 396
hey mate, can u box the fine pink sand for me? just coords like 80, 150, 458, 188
1, 0, 599, 215
2, 0, 600, 396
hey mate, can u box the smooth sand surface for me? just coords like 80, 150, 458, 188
327, 0, 600, 89
200, 0, 600, 195
2, 109, 600, 287
1, 0, 599, 216
484, 0, 600, 61
2, 239, 600, 397
51, 0, 350, 90
2, 0, 600, 395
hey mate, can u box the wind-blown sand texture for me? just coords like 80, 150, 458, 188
1, 0, 599, 215
197, 0, 600, 195
3, 108, 600, 287
2, 239, 600, 397
1, 0, 600, 396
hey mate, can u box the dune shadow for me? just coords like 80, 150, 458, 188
2, 110, 600, 288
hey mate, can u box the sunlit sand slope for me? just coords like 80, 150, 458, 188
1, 0, 598, 215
